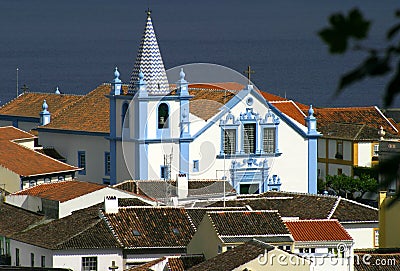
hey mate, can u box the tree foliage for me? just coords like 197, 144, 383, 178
321, 174, 378, 196
319, 8, 400, 107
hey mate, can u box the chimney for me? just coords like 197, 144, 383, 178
104, 195, 118, 214
176, 173, 188, 199
40, 100, 51, 126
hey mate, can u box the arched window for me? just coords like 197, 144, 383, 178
122, 103, 129, 128
158, 103, 169, 129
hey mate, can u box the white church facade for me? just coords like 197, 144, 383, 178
107, 11, 321, 194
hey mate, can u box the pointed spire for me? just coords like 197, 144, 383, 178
40, 100, 51, 126
111, 67, 122, 95
55, 87, 61, 94
129, 11, 169, 95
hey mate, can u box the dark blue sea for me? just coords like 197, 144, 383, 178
0, 0, 399, 107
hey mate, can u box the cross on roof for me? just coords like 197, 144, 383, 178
243, 66, 255, 85
21, 84, 29, 93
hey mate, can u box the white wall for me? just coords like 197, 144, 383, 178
59, 187, 156, 218
38, 132, 109, 183
0, 166, 22, 193
5, 195, 43, 213
10, 239, 53, 267
53, 249, 123, 271
357, 142, 372, 167
343, 222, 378, 249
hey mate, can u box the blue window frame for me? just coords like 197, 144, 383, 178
104, 152, 110, 176
78, 151, 86, 175
193, 160, 199, 172
122, 103, 129, 128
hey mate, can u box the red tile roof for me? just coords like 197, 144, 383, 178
260, 91, 288, 102
0, 127, 79, 177
313, 106, 399, 136
0, 126, 36, 141
41, 84, 122, 133
270, 101, 307, 125
285, 219, 352, 242
0, 92, 83, 118
12, 180, 106, 202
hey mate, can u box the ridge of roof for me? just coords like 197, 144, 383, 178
327, 197, 341, 219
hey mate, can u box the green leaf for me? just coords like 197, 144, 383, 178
387, 23, 400, 40
384, 62, 400, 107
319, 28, 348, 53
347, 8, 371, 39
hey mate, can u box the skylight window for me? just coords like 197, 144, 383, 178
132, 230, 141, 236
172, 228, 180, 235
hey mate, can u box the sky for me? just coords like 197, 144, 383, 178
0, 0, 399, 107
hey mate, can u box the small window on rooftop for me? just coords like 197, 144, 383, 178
132, 230, 141, 236
172, 228, 180, 235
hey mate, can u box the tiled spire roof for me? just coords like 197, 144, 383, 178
129, 11, 170, 95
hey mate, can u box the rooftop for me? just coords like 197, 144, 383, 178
102, 207, 196, 249
11, 180, 106, 202
285, 219, 353, 242
0, 127, 79, 177
206, 210, 290, 237
205, 191, 378, 223
0, 92, 83, 119
187, 240, 276, 271
11, 206, 120, 250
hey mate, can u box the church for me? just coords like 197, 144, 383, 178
107, 11, 320, 194
0, 11, 320, 195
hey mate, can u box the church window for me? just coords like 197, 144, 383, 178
82, 257, 97, 271
223, 129, 236, 154
104, 152, 110, 176
263, 128, 276, 153
243, 123, 256, 154
78, 151, 86, 175
335, 141, 343, 159
16, 248, 20, 266
31, 253, 34, 267
193, 160, 199, 172
158, 103, 169, 129
122, 103, 129, 129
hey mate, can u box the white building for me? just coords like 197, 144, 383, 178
107, 11, 321, 195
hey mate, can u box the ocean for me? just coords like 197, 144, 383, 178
0, 0, 398, 108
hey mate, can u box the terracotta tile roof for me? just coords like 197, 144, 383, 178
260, 91, 288, 102
270, 100, 308, 125
312, 106, 399, 136
207, 191, 378, 222
12, 205, 121, 250
285, 219, 352, 242
167, 255, 205, 271
0, 202, 45, 237
0, 126, 36, 141
0, 92, 83, 118
355, 249, 400, 271
114, 180, 234, 200
40, 84, 126, 133
12, 180, 106, 202
207, 210, 290, 236
187, 240, 275, 271
0, 135, 78, 177
102, 207, 196, 249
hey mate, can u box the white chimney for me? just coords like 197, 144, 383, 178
104, 195, 118, 214
176, 173, 188, 199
